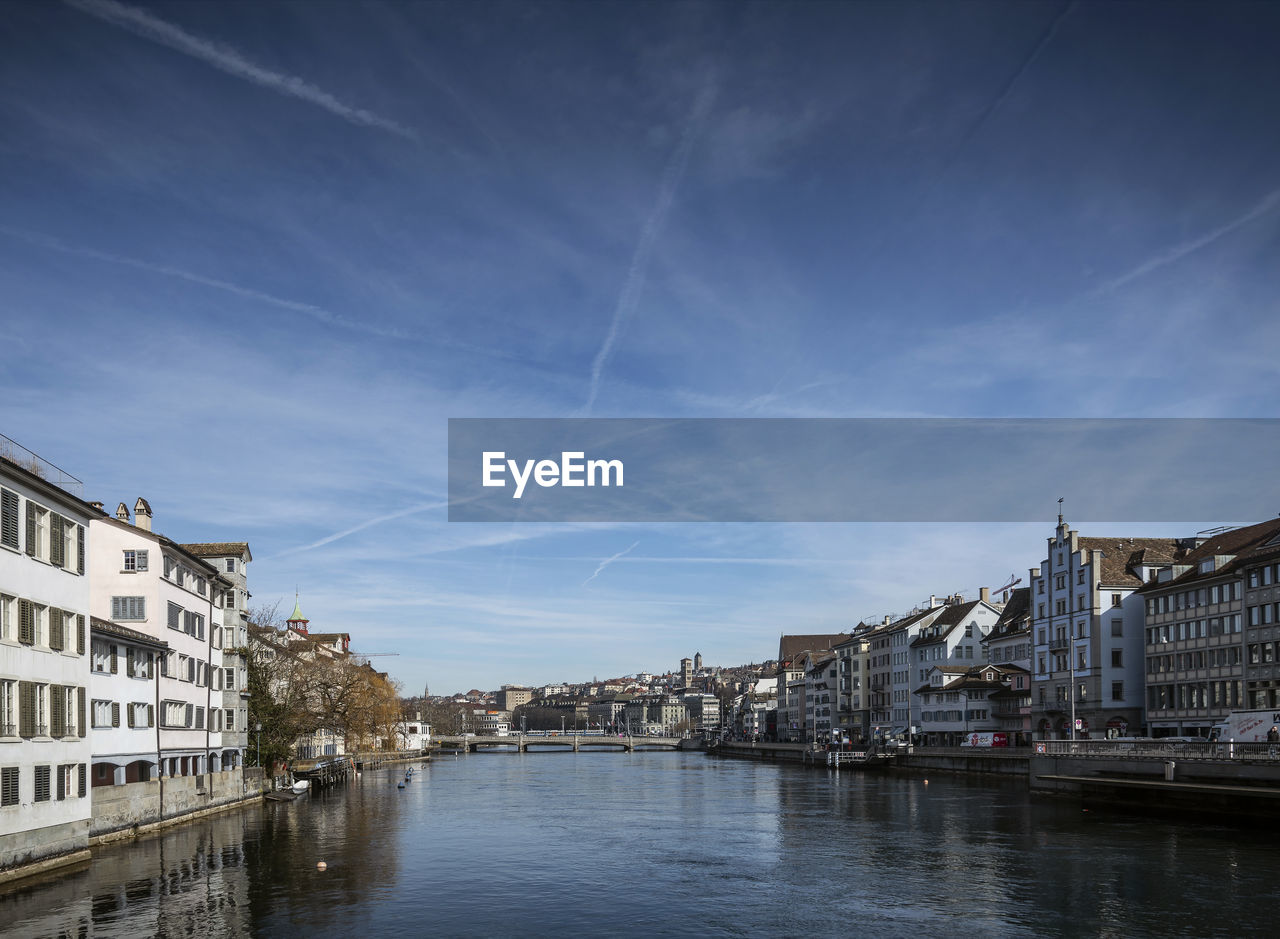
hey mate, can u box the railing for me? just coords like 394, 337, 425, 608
0, 433, 84, 496
1038, 740, 1280, 761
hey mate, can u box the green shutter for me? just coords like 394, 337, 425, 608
113, 702, 120, 727
49, 610, 64, 651
18, 600, 34, 645
50, 515, 64, 567
18, 682, 34, 737
77, 614, 85, 655
56, 765, 65, 801
25, 501, 35, 556
50, 685, 65, 738
0, 488, 17, 549
126, 704, 134, 728
110, 645, 117, 674
78, 764, 86, 798
78, 687, 86, 737
77, 524, 85, 574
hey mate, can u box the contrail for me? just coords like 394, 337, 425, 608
1089, 187, 1280, 296
270, 500, 448, 558
63, 0, 417, 140
582, 540, 640, 587
0, 226, 412, 340
584, 80, 717, 413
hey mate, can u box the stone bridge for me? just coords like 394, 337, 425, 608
436, 734, 694, 752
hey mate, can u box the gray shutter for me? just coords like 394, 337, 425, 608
50, 514, 64, 567
77, 614, 85, 655
112, 702, 120, 727
77, 524, 84, 574
49, 610, 63, 651
50, 686, 64, 738
148, 704, 154, 727
18, 600, 33, 645
18, 682, 34, 737
110, 645, 117, 674
25, 501, 35, 556
78, 687, 86, 737
0, 488, 17, 549
57, 765, 65, 801
78, 764, 86, 798
127, 648, 135, 677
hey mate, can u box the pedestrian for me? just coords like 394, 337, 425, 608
1268, 726, 1279, 744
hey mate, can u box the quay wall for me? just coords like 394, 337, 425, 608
90, 770, 261, 845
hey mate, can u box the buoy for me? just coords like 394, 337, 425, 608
317, 861, 327, 871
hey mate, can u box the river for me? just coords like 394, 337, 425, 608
1, 751, 1273, 937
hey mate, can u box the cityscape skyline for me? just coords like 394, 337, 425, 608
3, 1, 1278, 694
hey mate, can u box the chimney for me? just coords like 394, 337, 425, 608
116, 502, 130, 522
134, 498, 153, 532
980, 586, 991, 603
89, 501, 104, 513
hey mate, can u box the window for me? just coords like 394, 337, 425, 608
223, 667, 236, 691
0, 487, 19, 550
123, 549, 148, 571
164, 556, 175, 579
0, 679, 14, 737
1077, 570, 1085, 584
1077, 594, 1085, 612
1056, 575, 1065, 590
0, 766, 17, 806
1111, 618, 1123, 638
34, 765, 50, 802
1111, 593, 1122, 608
127, 702, 154, 728
183, 610, 204, 639
49, 609, 66, 651
1112, 681, 1124, 701
112, 596, 146, 621
26, 501, 49, 561
225, 588, 236, 610
1038, 580, 1044, 594
1111, 650, 1123, 668
225, 558, 235, 573
168, 602, 182, 630
92, 699, 118, 728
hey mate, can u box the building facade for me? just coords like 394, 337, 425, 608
1, 449, 95, 874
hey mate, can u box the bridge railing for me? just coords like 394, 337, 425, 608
1037, 740, 1280, 761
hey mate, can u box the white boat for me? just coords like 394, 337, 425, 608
291, 779, 311, 794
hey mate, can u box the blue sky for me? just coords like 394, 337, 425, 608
2, 1, 1277, 695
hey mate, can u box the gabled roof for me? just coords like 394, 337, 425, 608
1076, 536, 1184, 586
910, 600, 986, 647
91, 616, 169, 651
985, 587, 1031, 641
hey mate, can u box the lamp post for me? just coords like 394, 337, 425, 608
254, 722, 262, 768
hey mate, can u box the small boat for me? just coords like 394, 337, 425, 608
292, 779, 310, 794
397, 782, 405, 789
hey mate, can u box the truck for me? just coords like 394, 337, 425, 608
1209, 709, 1280, 742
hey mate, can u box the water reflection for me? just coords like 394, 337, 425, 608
1, 755, 1276, 937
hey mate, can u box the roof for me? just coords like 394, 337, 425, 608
986, 587, 1031, 640
181, 542, 252, 561
1075, 536, 1184, 586
1138, 518, 1280, 592
910, 600, 986, 647
90, 616, 169, 650
777, 633, 848, 664
288, 597, 308, 622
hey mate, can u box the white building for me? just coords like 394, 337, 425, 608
88, 618, 167, 786
182, 543, 251, 767
1, 442, 95, 876
89, 499, 232, 779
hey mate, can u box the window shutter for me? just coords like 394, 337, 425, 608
19, 600, 34, 645
50, 514, 64, 567
77, 524, 85, 574
77, 614, 85, 655
57, 765, 66, 801
113, 702, 120, 727
49, 610, 64, 651
126, 704, 134, 728
0, 488, 17, 549
18, 682, 34, 737
25, 501, 35, 556
127, 648, 135, 676
78, 687, 86, 737
50, 686, 65, 738
185, 703, 193, 727
148, 704, 154, 727
138, 550, 148, 571
78, 764, 86, 798
109, 644, 117, 673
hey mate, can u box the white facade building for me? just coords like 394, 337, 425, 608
88, 618, 167, 786
89, 500, 231, 779
1, 445, 95, 874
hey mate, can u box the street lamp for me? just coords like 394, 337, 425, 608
254, 722, 262, 767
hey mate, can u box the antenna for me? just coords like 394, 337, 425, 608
1057, 497, 1064, 525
